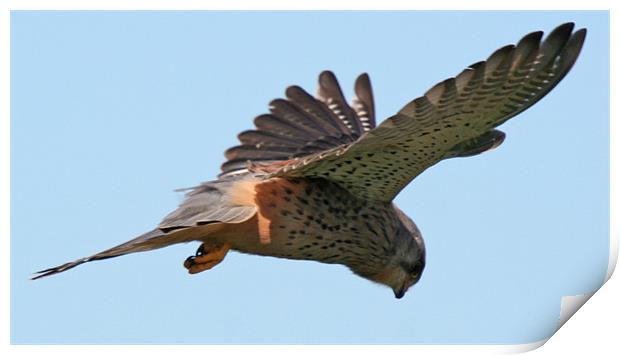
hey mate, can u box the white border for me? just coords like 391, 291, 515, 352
0, 0, 616, 10
2, 1, 617, 354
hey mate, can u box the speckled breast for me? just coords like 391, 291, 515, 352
232, 177, 399, 269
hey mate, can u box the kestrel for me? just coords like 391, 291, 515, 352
33, 23, 586, 299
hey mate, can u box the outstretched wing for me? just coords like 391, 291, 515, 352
266, 23, 586, 202
219, 71, 376, 177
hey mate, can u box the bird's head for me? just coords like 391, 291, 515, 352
359, 206, 426, 299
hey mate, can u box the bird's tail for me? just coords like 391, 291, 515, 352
31, 227, 198, 280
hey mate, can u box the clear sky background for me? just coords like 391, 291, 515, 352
11, 11, 609, 344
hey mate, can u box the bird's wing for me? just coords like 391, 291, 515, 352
219, 71, 375, 177
265, 23, 586, 202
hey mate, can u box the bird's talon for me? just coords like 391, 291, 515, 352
183, 242, 231, 274
183, 256, 196, 269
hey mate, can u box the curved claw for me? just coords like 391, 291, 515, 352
183, 242, 231, 274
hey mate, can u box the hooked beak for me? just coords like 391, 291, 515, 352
393, 287, 406, 299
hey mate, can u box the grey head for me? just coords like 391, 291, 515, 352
349, 205, 426, 299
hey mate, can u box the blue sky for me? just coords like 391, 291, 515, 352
11, 11, 609, 344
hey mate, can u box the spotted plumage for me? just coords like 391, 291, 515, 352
33, 23, 584, 299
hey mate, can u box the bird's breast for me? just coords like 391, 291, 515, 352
229, 177, 398, 268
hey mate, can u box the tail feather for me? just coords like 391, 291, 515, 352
31, 228, 195, 280
32, 176, 260, 280
31, 256, 104, 280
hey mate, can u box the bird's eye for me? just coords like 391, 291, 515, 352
409, 262, 423, 278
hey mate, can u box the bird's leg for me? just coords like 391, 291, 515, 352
183, 241, 231, 274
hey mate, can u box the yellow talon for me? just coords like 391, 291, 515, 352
183, 242, 231, 274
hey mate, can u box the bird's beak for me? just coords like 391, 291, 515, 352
393, 287, 406, 299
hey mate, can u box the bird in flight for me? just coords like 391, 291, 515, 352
33, 23, 586, 299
